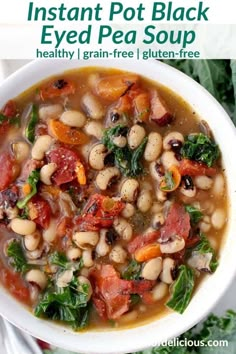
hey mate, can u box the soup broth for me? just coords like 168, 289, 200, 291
0, 67, 227, 330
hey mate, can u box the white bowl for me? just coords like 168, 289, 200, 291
0, 59, 236, 354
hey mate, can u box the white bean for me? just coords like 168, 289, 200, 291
212, 174, 225, 198
144, 132, 162, 162
84, 121, 103, 140
211, 208, 226, 230
96, 167, 120, 190
128, 124, 146, 149
160, 237, 185, 254
149, 161, 164, 183
40, 163, 57, 185
119, 310, 138, 324
24, 231, 41, 251
77, 276, 93, 300
161, 151, 179, 169
81, 92, 104, 120
82, 249, 94, 267
31, 135, 52, 160
199, 215, 211, 233
113, 135, 127, 148
113, 217, 133, 241
25, 269, 47, 290
141, 257, 162, 280
163, 132, 184, 151
43, 219, 57, 243
73, 231, 99, 249
11, 218, 36, 236
180, 185, 197, 198
151, 202, 163, 214
60, 110, 86, 128
194, 176, 213, 190
156, 189, 167, 202
89, 144, 107, 170
56, 269, 73, 288
137, 190, 152, 213
120, 179, 139, 202
96, 229, 110, 257
66, 247, 82, 261
151, 282, 168, 301
12, 141, 30, 163
109, 245, 127, 264
39, 104, 63, 121
121, 203, 135, 218
5, 207, 19, 220
160, 258, 175, 284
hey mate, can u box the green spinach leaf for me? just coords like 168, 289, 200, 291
123, 260, 142, 280
25, 104, 38, 143
17, 170, 40, 209
185, 205, 203, 225
6, 239, 29, 273
50, 251, 83, 271
181, 133, 220, 167
166, 265, 195, 314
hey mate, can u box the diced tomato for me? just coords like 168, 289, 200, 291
40, 79, 76, 100
2, 100, 17, 118
150, 90, 172, 126
128, 231, 160, 254
0, 152, 16, 191
76, 194, 124, 231
90, 265, 155, 320
46, 147, 79, 185
36, 339, 51, 350
56, 216, 73, 237
179, 159, 217, 176
0, 268, 30, 305
28, 196, 51, 229
160, 203, 191, 241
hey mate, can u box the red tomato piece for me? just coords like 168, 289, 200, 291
179, 159, 217, 177
0, 152, 15, 191
40, 79, 76, 100
0, 268, 30, 305
160, 203, 191, 241
127, 231, 160, 254
46, 147, 79, 185
2, 100, 17, 118
28, 196, 51, 229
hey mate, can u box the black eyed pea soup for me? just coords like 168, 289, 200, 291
0, 67, 227, 330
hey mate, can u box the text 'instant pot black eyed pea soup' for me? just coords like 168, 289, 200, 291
0, 67, 227, 330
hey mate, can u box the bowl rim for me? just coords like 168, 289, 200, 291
0, 59, 236, 354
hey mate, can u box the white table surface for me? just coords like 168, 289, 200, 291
0, 59, 236, 353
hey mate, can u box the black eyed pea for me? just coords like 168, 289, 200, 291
149, 161, 164, 183
89, 143, 107, 171
24, 230, 41, 251
113, 135, 127, 148
66, 247, 82, 261
72, 231, 99, 249
160, 258, 176, 284
212, 174, 225, 198
152, 213, 165, 229
96, 229, 110, 257
162, 132, 184, 151
40, 163, 57, 185
127, 124, 146, 149
12, 141, 30, 163
144, 132, 162, 162
83, 121, 103, 140
77, 276, 93, 301
160, 236, 185, 254
120, 178, 139, 202
180, 184, 197, 198
38, 104, 63, 121
113, 217, 133, 241
137, 190, 152, 213
194, 176, 213, 190
31, 135, 52, 160
151, 282, 168, 301
199, 215, 211, 233
81, 92, 104, 120
119, 310, 138, 324
161, 151, 180, 169
82, 249, 94, 268
141, 257, 163, 280
109, 245, 127, 264
56, 269, 73, 288
5, 206, 19, 220
60, 110, 86, 128
43, 219, 57, 243
156, 189, 167, 203
96, 167, 120, 191
10, 218, 36, 236
211, 208, 226, 230
121, 203, 135, 218
25, 269, 47, 290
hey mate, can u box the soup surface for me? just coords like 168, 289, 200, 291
0, 67, 227, 330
